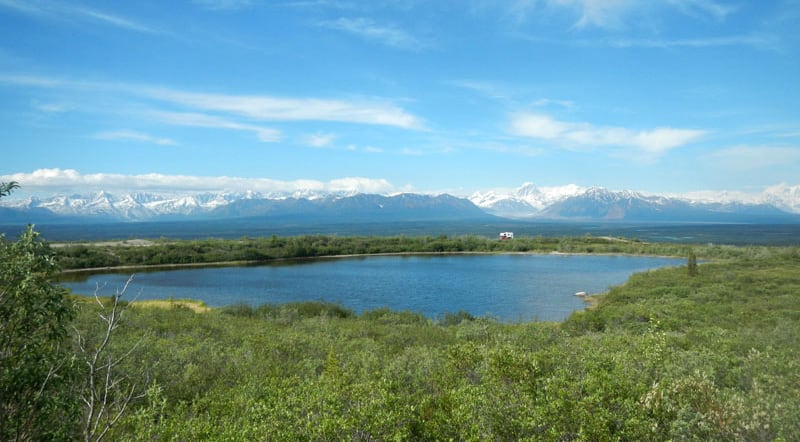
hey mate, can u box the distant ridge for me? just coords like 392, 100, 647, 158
539, 187, 795, 223
1, 185, 799, 224
0, 192, 495, 224
469, 183, 800, 222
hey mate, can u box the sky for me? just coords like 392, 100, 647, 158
1, 0, 799, 198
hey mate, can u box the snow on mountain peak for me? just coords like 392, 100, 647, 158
469, 182, 586, 218
2, 183, 799, 222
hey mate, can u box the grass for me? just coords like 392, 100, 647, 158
130, 299, 210, 313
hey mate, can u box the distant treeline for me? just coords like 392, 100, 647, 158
54, 234, 759, 271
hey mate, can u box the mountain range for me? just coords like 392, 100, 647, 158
2, 183, 800, 224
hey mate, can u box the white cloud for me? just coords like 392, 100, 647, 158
531, 98, 576, 109
304, 133, 336, 148
150, 111, 282, 142
145, 88, 424, 130
0, 73, 425, 132
634, 128, 707, 153
327, 177, 395, 194
318, 17, 425, 50
94, 130, 177, 146
0, 168, 398, 195
510, 112, 706, 155
510, 113, 569, 140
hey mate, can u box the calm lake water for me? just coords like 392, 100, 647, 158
62, 254, 683, 321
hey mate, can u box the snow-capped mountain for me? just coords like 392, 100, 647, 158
469, 182, 584, 218
0, 190, 492, 223
469, 183, 800, 220
3, 191, 267, 220
2, 183, 800, 223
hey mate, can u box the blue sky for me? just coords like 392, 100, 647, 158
1, 0, 799, 197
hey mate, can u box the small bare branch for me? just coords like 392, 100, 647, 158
78, 274, 143, 442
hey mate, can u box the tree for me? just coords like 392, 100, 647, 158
0, 181, 20, 199
687, 250, 698, 277
0, 226, 79, 441
75, 275, 144, 442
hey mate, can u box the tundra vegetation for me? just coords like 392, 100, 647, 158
2, 223, 799, 440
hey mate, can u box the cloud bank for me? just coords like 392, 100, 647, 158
1, 169, 398, 196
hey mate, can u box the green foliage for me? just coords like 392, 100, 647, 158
220, 300, 354, 322
0, 181, 20, 199
0, 226, 78, 441
5, 224, 799, 440
688, 250, 699, 276
67, 243, 798, 441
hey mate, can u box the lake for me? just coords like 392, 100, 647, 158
62, 254, 684, 322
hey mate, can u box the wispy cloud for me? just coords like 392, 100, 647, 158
0, 0, 163, 34
554, 0, 635, 29
78, 9, 161, 34
145, 87, 424, 130
150, 111, 282, 142
94, 130, 177, 146
531, 98, 576, 109
0, 168, 398, 195
449, 80, 513, 100
193, 0, 252, 11
317, 17, 426, 50
510, 112, 706, 156
304, 132, 337, 148
516, 31, 779, 51
607, 33, 777, 50
503, 0, 738, 30
0, 73, 65, 87
666, 0, 737, 21
33, 101, 70, 113
0, 73, 424, 136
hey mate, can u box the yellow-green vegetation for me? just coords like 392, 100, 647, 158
67, 245, 798, 441
130, 299, 210, 314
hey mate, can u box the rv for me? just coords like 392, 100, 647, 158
499, 232, 514, 240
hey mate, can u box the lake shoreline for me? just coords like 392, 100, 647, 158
61, 253, 685, 321
60, 249, 687, 276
